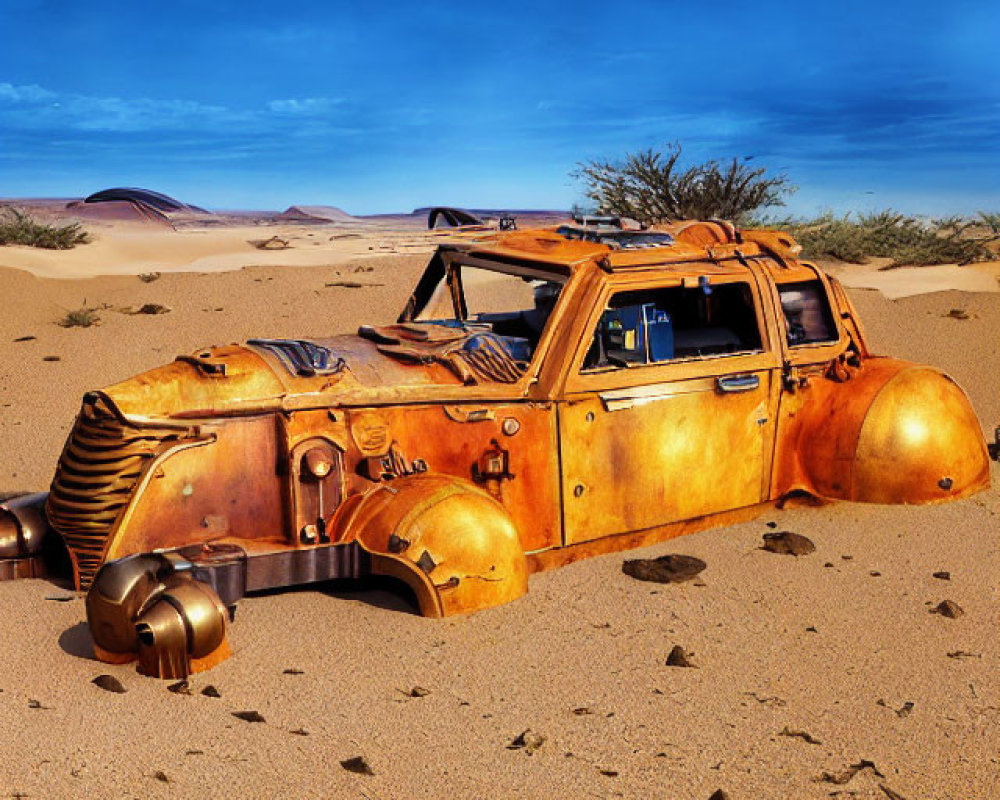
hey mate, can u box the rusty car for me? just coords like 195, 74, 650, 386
2, 217, 996, 678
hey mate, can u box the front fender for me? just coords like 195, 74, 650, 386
339, 474, 529, 616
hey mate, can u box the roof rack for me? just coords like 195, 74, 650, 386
556, 224, 674, 251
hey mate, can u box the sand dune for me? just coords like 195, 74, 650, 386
0, 222, 997, 798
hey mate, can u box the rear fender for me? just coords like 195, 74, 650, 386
781, 359, 990, 504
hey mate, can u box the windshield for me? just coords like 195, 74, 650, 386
413, 263, 566, 364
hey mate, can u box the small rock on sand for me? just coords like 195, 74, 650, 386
340, 755, 374, 775
622, 554, 707, 583
930, 600, 964, 618
761, 531, 815, 556
708, 791, 731, 800
233, 710, 266, 723
201, 685, 221, 698
91, 674, 126, 694
133, 303, 170, 315
666, 645, 697, 668
933, 571, 951, 580
508, 730, 546, 754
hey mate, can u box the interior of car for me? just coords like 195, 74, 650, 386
583, 281, 763, 370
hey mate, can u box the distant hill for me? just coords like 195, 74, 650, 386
278, 205, 358, 223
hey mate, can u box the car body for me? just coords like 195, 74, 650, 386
1, 218, 995, 678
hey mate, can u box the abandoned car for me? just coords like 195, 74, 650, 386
1, 218, 995, 678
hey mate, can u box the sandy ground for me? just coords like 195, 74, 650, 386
0, 221, 998, 799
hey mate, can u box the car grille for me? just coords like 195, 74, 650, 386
46, 394, 188, 589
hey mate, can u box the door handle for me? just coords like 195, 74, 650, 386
716, 374, 760, 393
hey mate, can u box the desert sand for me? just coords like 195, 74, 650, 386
0, 217, 997, 799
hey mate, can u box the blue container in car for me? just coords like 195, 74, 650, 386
643, 305, 673, 362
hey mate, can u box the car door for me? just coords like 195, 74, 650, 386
557, 272, 782, 544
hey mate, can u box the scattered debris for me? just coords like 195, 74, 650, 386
930, 600, 964, 618
232, 710, 266, 723
138, 272, 161, 283
895, 702, 914, 718
779, 726, 822, 744
666, 645, 697, 668
818, 759, 884, 785
201, 685, 221, 698
946, 650, 981, 659
27, 699, 49, 709
765, 521, 777, 529
331, 233, 361, 240
340, 756, 374, 775
13, 335, 36, 342
42, 355, 61, 362
154, 770, 170, 784
253, 236, 290, 250
45, 595, 73, 602
325, 280, 385, 289
168, 680, 192, 695
408, 686, 430, 698
91, 675, 127, 694
599, 769, 619, 777
945, 308, 969, 320
708, 791, 732, 800
841, 554, 853, 560
743, 692, 786, 707
761, 531, 815, 556
290, 728, 310, 736
622, 554, 707, 583
879, 784, 909, 800
572, 706, 595, 715
283, 668, 305, 675
870, 571, 882, 577
932, 571, 951, 580
805, 626, 819, 633
508, 730, 546, 754
185, 749, 204, 756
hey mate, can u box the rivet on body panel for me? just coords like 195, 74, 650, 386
573, 485, 585, 498
502, 418, 521, 436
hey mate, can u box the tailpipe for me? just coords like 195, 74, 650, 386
86, 553, 230, 679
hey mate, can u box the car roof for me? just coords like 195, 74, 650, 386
448, 220, 815, 281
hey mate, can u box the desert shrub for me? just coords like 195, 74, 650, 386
58, 306, 100, 328
0, 207, 90, 250
574, 143, 793, 225
137, 272, 161, 283
761, 211, 997, 267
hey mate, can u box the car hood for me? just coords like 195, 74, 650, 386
98, 327, 525, 420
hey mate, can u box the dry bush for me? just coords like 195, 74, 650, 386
759, 211, 998, 267
0, 207, 90, 250
58, 307, 100, 328
574, 143, 793, 224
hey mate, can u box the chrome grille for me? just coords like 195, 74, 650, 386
46, 395, 185, 589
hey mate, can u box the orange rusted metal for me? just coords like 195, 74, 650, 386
1, 216, 992, 676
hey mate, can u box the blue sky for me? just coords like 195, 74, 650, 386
1, 0, 998, 216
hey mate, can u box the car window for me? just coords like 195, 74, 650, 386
582, 281, 763, 371
414, 264, 565, 363
777, 281, 838, 346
